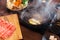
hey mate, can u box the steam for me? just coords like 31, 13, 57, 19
28, 0, 45, 8
44, 0, 57, 20
21, 0, 60, 24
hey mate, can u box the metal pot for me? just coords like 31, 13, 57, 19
20, 0, 60, 35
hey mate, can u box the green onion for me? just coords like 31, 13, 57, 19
22, 0, 28, 5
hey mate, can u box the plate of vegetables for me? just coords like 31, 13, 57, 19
7, 0, 29, 11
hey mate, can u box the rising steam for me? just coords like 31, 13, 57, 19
21, 0, 60, 25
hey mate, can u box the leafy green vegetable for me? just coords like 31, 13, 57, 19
22, 0, 28, 5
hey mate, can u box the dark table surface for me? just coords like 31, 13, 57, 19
0, 0, 60, 40
21, 25, 42, 40
20, 25, 60, 40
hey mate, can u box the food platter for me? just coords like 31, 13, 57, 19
0, 14, 23, 40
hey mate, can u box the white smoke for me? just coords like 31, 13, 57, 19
21, 0, 60, 24
44, 0, 57, 20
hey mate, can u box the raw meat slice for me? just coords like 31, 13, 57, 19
0, 18, 16, 40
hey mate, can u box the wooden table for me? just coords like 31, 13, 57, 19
20, 25, 42, 40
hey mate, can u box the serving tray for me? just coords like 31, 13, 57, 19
0, 14, 23, 40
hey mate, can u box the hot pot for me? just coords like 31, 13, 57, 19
20, 0, 60, 35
